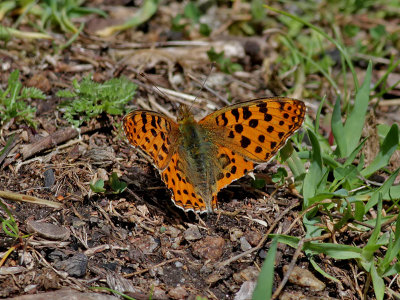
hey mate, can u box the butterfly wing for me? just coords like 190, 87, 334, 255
199, 97, 305, 163
123, 110, 179, 170
160, 153, 209, 212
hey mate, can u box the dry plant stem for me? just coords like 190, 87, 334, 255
20, 124, 101, 160
271, 233, 331, 299
0, 134, 17, 166
271, 238, 305, 299
124, 257, 181, 278
0, 190, 62, 208
217, 201, 300, 268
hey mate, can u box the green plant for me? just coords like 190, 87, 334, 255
0, 199, 31, 267
251, 6, 400, 300
90, 172, 127, 194
252, 237, 277, 300
0, 70, 45, 127
171, 1, 211, 37
57, 75, 137, 127
207, 47, 243, 74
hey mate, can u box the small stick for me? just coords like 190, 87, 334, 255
20, 123, 101, 160
0, 190, 62, 208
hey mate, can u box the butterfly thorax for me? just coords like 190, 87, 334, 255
177, 113, 218, 212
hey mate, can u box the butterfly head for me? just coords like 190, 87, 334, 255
177, 105, 195, 125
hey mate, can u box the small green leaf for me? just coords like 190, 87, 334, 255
90, 179, 106, 193
184, 2, 201, 23
371, 264, 385, 300
343, 61, 372, 156
109, 172, 127, 194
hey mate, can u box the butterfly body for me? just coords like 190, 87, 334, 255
176, 114, 220, 212
123, 97, 306, 213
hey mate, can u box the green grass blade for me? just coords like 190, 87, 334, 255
309, 258, 340, 283
252, 237, 278, 300
360, 123, 399, 178
304, 242, 363, 259
331, 96, 347, 157
303, 129, 323, 207
314, 96, 326, 135
365, 168, 400, 211
371, 264, 385, 300
343, 61, 372, 156
380, 214, 400, 273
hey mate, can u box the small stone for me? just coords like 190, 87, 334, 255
135, 236, 159, 254
245, 230, 262, 246
166, 226, 181, 238
240, 237, 252, 251
97, 168, 109, 181
54, 253, 88, 277
234, 281, 256, 300
205, 272, 223, 285
168, 286, 188, 299
282, 265, 326, 291
26, 220, 70, 241
175, 261, 183, 268
183, 226, 202, 241
86, 146, 115, 166
229, 228, 243, 242
233, 266, 259, 284
43, 169, 55, 188
152, 287, 169, 300
192, 236, 225, 261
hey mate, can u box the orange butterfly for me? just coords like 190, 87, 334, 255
123, 97, 305, 213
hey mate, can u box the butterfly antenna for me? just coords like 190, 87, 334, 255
188, 63, 215, 112
138, 72, 179, 110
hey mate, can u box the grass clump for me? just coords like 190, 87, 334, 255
57, 75, 137, 127
0, 70, 45, 128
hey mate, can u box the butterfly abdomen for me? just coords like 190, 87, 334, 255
178, 119, 219, 211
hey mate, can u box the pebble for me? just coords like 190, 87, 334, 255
54, 253, 88, 277
135, 235, 160, 254
168, 286, 188, 299
234, 281, 256, 300
282, 265, 326, 291
240, 237, 252, 252
192, 236, 225, 261
233, 266, 259, 284
245, 230, 262, 246
229, 228, 243, 242
183, 225, 202, 241
26, 220, 70, 241
166, 226, 181, 238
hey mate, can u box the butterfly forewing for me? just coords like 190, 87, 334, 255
123, 111, 179, 170
199, 98, 305, 163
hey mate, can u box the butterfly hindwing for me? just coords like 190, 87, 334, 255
215, 145, 255, 191
123, 110, 179, 170
161, 153, 208, 212
199, 97, 305, 163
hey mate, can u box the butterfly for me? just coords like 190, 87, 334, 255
123, 97, 305, 213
